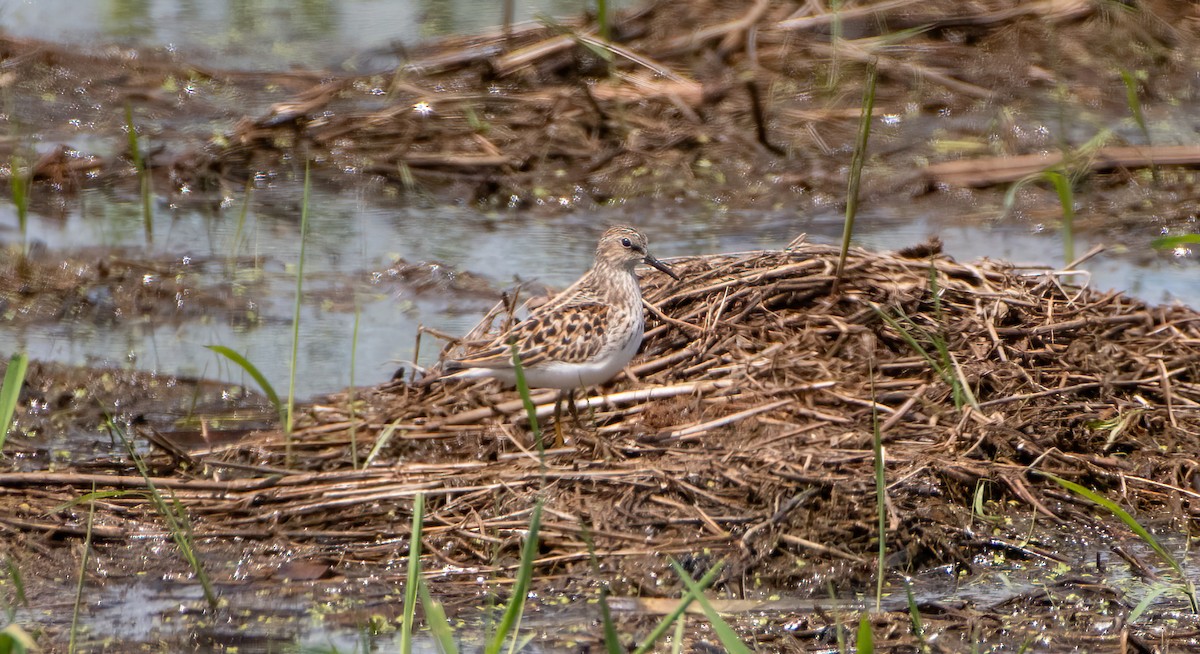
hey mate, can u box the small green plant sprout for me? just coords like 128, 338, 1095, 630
2, 558, 28, 622
904, 579, 929, 653
856, 612, 874, 653
872, 268, 980, 411
1084, 407, 1144, 452
631, 559, 735, 654
509, 341, 545, 459
123, 103, 153, 243
1118, 69, 1157, 181
668, 559, 753, 654
8, 154, 30, 257
68, 486, 96, 653
102, 417, 218, 609
400, 492, 423, 654
395, 491, 456, 653
283, 160, 313, 464
0, 353, 29, 451
1002, 130, 1111, 267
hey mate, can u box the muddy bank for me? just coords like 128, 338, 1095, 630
3, 0, 1200, 237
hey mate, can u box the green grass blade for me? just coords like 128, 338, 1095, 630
1042, 170, 1075, 265
400, 492, 425, 654
123, 104, 143, 173
1151, 234, 1200, 249
598, 585, 622, 654
856, 613, 874, 653
873, 305, 977, 410
233, 181, 253, 256
836, 58, 878, 282
1042, 472, 1197, 612
826, 0, 843, 88
509, 342, 545, 460
108, 418, 218, 608
631, 560, 726, 654
670, 618, 684, 654
827, 581, 846, 654
0, 353, 29, 451
4, 557, 27, 620
52, 489, 145, 513
904, 580, 927, 652
0, 624, 36, 654
668, 559, 753, 654
1119, 69, 1151, 147
874, 309, 950, 387
1042, 473, 1181, 575
364, 419, 402, 468
579, 520, 622, 654
484, 498, 543, 654
124, 103, 153, 243
597, 0, 610, 41
204, 345, 281, 418
1129, 582, 1172, 623
417, 575, 458, 654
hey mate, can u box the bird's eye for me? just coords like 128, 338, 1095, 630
620, 237, 633, 248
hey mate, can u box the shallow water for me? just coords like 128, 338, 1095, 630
3, 189, 1195, 401
3, 188, 1196, 400
1, 0, 630, 71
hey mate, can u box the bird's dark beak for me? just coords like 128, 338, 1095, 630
643, 253, 680, 281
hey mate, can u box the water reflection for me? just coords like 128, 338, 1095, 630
2, 0, 629, 70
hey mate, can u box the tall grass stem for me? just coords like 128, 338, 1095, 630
835, 58, 878, 285
871, 368, 886, 610
348, 304, 361, 469
124, 104, 153, 243
286, 161, 313, 459
67, 488, 95, 654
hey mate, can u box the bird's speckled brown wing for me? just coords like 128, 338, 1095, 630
448, 302, 612, 370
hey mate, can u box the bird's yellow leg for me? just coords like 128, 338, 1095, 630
553, 393, 565, 448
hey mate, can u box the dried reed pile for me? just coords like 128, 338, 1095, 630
6, 238, 1196, 605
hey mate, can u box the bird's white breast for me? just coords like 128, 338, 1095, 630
451, 310, 644, 391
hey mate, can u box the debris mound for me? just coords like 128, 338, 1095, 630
9, 238, 1195, 600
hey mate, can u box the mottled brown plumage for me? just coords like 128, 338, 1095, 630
442, 225, 678, 391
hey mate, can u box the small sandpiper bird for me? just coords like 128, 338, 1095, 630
441, 225, 679, 442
